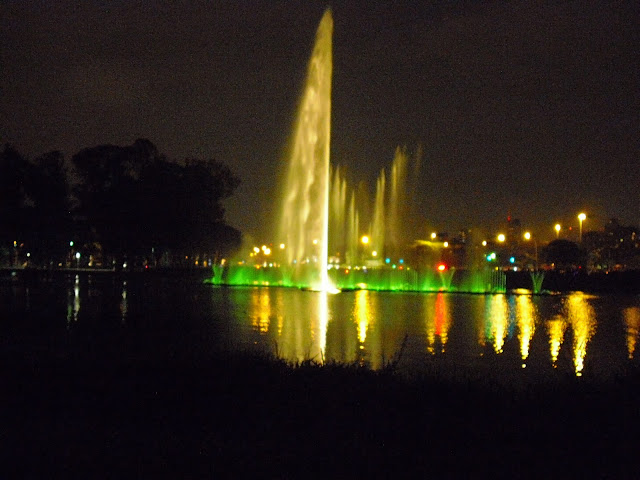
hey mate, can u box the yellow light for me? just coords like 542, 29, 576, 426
253, 247, 260, 254
443, 241, 449, 248
361, 235, 369, 245
555, 224, 561, 233
437, 264, 446, 271
482, 240, 487, 246
430, 232, 437, 240
497, 234, 506, 243
279, 243, 285, 249
578, 213, 586, 222
313, 239, 319, 245
371, 250, 378, 257
524, 232, 531, 240
264, 248, 271, 255
261, 245, 268, 252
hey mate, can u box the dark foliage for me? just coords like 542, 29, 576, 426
1, 145, 72, 264
542, 239, 587, 270
2, 349, 639, 478
72, 139, 241, 260
1, 140, 241, 266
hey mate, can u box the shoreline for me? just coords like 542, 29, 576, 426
3, 265, 640, 294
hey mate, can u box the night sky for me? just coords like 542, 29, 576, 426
2, 1, 638, 242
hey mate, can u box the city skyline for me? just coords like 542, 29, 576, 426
2, 1, 637, 241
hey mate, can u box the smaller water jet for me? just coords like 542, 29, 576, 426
530, 271, 545, 294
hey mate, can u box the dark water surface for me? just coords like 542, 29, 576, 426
3, 272, 640, 477
2, 273, 639, 381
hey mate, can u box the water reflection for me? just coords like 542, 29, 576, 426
247, 289, 329, 364
516, 295, 536, 367
315, 290, 329, 361
221, 286, 637, 377
425, 293, 451, 354
4, 276, 640, 380
250, 289, 272, 334
483, 294, 510, 354
119, 280, 128, 323
355, 289, 371, 347
565, 293, 596, 376
547, 315, 567, 368
624, 307, 640, 359
66, 274, 81, 325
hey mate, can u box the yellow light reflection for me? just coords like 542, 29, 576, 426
315, 290, 329, 362
354, 289, 372, 346
547, 316, 567, 367
485, 294, 508, 354
516, 295, 535, 366
250, 289, 271, 333
565, 292, 596, 376
624, 307, 640, 359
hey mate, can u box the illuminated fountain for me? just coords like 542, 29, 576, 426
277, 9, 333, 290
209, 9, 506, 294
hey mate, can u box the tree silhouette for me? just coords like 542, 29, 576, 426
0, 144, 30, 245
72, 139, 241, 263
543, 239, 586, 270
25, 150, 72, 264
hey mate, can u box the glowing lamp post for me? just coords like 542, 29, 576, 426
578, 213, 586, 242
554, 224, 561, 239
523, 231, 538, 270
497, 234, 506, 243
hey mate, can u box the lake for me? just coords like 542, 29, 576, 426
2, 272, 639, 382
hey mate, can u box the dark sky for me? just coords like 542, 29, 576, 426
2, 0, 638, 242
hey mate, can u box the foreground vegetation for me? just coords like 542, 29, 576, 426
2, 347, 639, 478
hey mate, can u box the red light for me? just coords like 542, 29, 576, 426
437, 263, 447, 272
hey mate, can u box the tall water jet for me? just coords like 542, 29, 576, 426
371, 171, 386, 259
346, 191, 359, 265
329, 166, 348, 260
278, 9, 333, 289
387, 146, 408, 258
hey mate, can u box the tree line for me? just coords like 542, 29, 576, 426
1, 139, 241, 268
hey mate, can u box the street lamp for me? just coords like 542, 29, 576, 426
578, 213, 586, 242
523, 231, 538, 270
554, 224, 561, 239
497, 233, 506, 243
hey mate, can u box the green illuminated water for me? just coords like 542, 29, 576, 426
208, 265, 506, 293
